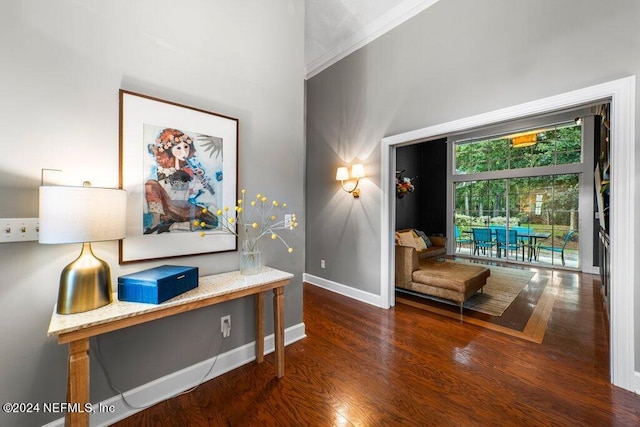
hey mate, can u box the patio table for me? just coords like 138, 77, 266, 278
516, 230, 551, 261
462, 228, 551, 261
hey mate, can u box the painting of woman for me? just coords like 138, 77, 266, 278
143, 127, 221, 234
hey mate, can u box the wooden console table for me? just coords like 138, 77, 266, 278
48, 267, 293, 427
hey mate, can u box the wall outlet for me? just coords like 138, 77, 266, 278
321, 259, 325, 268
284, 214, 293, 228
221, 315, 231, 338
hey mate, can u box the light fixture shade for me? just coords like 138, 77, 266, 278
39, 185, 127, 244
336, 167, 349, 181
351, 164, 365, 178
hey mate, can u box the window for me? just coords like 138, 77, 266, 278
455, 122, 582, 175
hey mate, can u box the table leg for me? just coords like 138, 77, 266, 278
255, 292, 264, 363
273, 286, 285, 378
67, 338, 90, 427
529, 243, 534, 261
528, 237, 537, 261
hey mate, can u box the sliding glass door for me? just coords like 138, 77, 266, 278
455, 174, 579, 267
510, 175, 579, 267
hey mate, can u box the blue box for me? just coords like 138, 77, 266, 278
118, 265, 199, 304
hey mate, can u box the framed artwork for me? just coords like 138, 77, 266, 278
119, 90, 238, 263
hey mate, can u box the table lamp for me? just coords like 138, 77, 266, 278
39, 183, 127, 314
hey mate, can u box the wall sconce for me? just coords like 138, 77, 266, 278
336, 164, 365, 198
39, 182, 127, 314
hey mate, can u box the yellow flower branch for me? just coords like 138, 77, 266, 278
197, 189, 298, 253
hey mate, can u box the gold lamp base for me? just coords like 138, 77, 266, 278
57, 242, 113, 315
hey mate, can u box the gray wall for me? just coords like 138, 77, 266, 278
0, 1, 304, 426
306, 0, 640, 364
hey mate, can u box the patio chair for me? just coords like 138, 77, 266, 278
495, 228, 525, 260
537, 230, 575, 266
471, 228, 496, 257
455, 225, 472, 252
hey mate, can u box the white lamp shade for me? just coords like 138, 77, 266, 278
336, 167, 349, 181
39, 185, 127, 244
351, 164, 365, 178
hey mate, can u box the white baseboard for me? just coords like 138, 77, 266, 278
304, 273, 382, 307
43, 323, 306, 427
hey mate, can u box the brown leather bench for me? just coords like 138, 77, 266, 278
395, 246, 490, 313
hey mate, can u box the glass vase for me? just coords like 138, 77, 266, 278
239, 238, 262, 275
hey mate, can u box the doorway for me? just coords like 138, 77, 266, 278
380, 77, 636, 391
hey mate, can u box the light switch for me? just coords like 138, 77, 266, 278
1, 218, 39, 243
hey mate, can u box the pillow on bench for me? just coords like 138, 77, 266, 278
396, 228, 447, 260
396, 229, 432, 250
414, 229, 433, 248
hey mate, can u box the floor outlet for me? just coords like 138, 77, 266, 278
221, 315, 231, 338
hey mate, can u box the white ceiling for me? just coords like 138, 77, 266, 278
305, 0, 441, 79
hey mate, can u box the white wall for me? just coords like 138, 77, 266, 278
0, 1, 305, 426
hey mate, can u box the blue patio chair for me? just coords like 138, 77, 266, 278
495, 228, 525, 260
537, 230, 575, 266
471, 228, 496, 257
455, 225, 472, 252
489, 225, 503, 233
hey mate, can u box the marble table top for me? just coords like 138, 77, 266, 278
48, 267, 293, 337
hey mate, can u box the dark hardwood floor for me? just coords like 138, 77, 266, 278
115, 268, 640, 426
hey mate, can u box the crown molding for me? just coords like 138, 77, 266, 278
305, 0, 441, 79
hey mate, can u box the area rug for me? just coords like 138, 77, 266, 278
396, 260, 555, 343
458, 261, 535, 316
